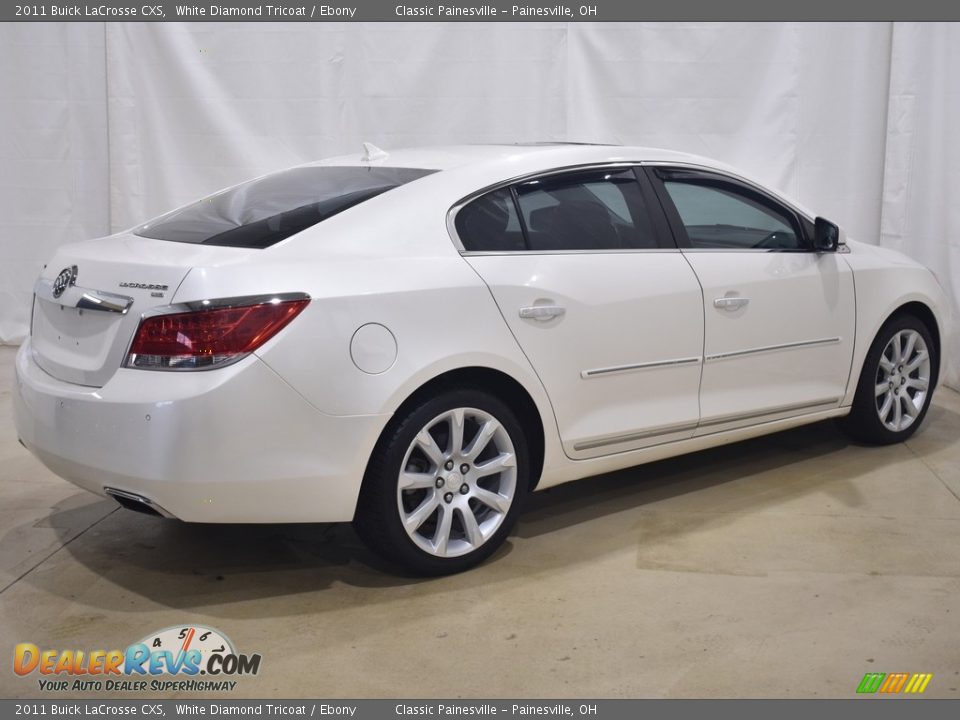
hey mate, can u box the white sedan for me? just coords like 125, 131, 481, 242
12, 144, 951, 574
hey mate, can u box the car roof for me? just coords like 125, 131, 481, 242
306, 142, 805, 206
301, 143, 816, 227
309, 142, 726, 172
263, 143, 821, 259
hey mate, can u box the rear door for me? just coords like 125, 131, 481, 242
646, 167, 855, 433
455, 166, 705, 459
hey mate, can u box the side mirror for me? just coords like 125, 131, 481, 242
813, 217, 840, 252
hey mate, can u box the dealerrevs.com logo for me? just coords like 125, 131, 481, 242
14, 625, 261, 693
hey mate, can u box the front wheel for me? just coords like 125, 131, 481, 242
839, 314, 937, 444
354, 389, 529, 575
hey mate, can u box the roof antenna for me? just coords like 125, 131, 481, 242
361, 142, 389, 162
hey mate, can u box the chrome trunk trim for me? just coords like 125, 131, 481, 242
35, 278, 134, 315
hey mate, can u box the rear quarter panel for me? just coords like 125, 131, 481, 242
170, 189, 569, 482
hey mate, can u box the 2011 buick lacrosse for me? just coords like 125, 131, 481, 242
13, 143, 951, 574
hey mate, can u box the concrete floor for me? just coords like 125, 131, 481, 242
1, 343, 959, 699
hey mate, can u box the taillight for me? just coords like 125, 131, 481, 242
125, 296, 310, 370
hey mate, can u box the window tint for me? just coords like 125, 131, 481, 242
662, 180, 804, 250
455, 168, 659, 253
135, 166, 435, 248
455, 188, 526, 252
516, 169, 657, 251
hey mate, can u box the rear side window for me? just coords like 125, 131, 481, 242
455, 168, 658, 252
135, 166, 436, 248
517, 169, 656, 251
455, 188, 526, 252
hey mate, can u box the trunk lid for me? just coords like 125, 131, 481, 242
30, 233, 250, 387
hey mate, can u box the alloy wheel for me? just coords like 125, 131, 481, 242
874, 329, 931, 433
396, 407, 517, 558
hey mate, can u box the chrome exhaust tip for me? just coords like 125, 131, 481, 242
103, 487, 176, 519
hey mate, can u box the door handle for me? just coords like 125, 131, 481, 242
713, 297, 750, 311
519, 305, 566, 321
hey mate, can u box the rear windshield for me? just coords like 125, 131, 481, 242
134, 166, 436, 248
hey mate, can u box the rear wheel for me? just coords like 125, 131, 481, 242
354, 389, 529, 575
839, 314, 937, 444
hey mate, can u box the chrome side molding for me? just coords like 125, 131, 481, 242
573, 421, 699, 452
581, 356, 701, 379
572, 397, 841, 452
705, 337, 841, 362
698, 397, 841, 428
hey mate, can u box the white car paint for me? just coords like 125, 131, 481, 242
12, 144, 952, 526
683, 249, 856, 433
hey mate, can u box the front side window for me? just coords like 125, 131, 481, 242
661, 176, 805, 250
135, 166, 436, 249
455, 168, 659, 252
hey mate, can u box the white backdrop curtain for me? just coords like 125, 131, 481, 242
1, 22, 957, 387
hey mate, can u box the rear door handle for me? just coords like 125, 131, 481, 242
713, 297, 750, 311
519, 305, 566, 321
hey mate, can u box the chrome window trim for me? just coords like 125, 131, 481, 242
642, 161, 816, 225
446, 159, 821, 256
645, 161, 835, 254
680, 248, 810, 254
581, 356, 701, 379
705, 337, 841, 362
461, 248, 680, 257
446, 161, 649, 255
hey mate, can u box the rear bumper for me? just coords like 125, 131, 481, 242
12, 340, 388, 523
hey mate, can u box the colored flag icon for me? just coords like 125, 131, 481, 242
857, 672, 932, 695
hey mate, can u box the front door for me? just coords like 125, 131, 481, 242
648, 167, 855, 434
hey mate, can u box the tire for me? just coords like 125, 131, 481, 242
839, 313, 937, 445
353, 389, 529, 576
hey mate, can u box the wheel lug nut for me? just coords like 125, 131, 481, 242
435, 478, 445, 488
444, 492, 454, 503
460, 463, 470, 474
460, 483, 469, 495
444, 460, 454, 471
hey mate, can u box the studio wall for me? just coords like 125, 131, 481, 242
1, 22, 957, 386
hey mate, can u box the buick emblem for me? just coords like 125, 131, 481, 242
52, 265, 78, 299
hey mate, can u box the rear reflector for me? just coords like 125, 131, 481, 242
125, 296, 310, 370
